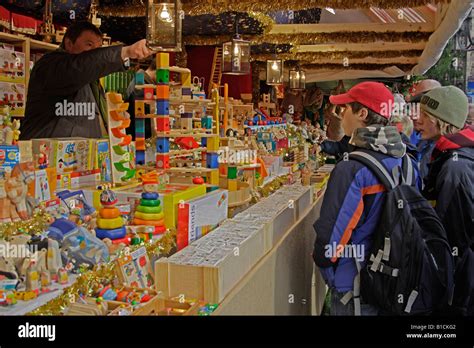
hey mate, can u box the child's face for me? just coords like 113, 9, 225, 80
416, 111, 441, 141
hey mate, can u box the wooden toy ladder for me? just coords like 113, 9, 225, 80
208, 46, 223, 97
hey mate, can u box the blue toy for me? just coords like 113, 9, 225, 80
142, 192, 159, 200
95, 226, 127, 240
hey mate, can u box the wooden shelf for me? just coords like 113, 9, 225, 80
29, 38, 58, 51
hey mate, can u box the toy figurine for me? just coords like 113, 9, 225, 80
37, 143, 49, 169
58, 268, 69, 285
0, 162, 36, 223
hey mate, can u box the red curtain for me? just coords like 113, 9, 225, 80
185, 46, 252, 99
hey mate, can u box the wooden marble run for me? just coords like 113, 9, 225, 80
106, 92, 136, 185
133, 52, 221, 187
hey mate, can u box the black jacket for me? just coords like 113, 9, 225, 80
423, 146, 474, 315
20, 46, 125, 139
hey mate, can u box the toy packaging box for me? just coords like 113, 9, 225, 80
27, 167, 57, 202
56, 169, 101, 190
32, 138, 94, 174
115, 246, 153, 288
95, 139, 112, 183
0, 145, 19, 178
0, 82, 25, 116
177, 189, 229, 250
0, 48, 26, 83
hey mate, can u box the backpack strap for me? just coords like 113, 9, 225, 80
401, 154, 416, 187
349, 151, 397, 190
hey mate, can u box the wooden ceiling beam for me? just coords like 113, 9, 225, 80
270, 22, 434, 34
296, 41, 426, 52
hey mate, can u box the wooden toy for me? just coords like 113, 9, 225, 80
132, 172, 166, 234
0, 161, 35, 223
115, 247, 153, 288
95, 188, 126, 241
106, 93, 136, 185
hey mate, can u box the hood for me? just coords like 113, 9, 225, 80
433, 125, 474, 159
350, 125, 406, 158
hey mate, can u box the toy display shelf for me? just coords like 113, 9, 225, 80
169, 98, 213, 105
155, 131, 216, 138
246, 124, 287, 130
0, 274, 77, 316
0, 32, 58, 105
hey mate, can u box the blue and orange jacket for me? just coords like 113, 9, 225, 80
313, 149, 421, 292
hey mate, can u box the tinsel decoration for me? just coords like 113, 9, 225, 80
181, 0, 448, 15
184, 31, 431, 46
0, 211, 53, 240
251, 50, 424, 62
300, 63, 416, 71
28, 230, 177, 316
247, 11, 274, 36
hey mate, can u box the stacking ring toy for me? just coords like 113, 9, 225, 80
142, 192, 159, 200
133, 218, 165, 226
134, 211, 164, 221
100, 207, 120, 219
136, 205, 162, 214
95, 226, 127, 240
97, 217, 124, 230
140, 199, 160, 207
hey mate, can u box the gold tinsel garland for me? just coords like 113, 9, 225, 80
184, 30, 431, 46
181, 0, 448, 16
299, 63, 415, 71
27, 230, 177, 316
247, 12, 275, 36
251, 50, 424, 62
0, 211, 53, 240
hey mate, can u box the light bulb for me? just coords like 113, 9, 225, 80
159, 4, 172, 23
233, 44, 240, 55
295, 71, 300, 79
271, 61, 279, 71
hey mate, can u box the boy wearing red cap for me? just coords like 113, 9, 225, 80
313, 82, 421, 316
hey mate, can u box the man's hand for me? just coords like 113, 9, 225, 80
121, 39, 154, 60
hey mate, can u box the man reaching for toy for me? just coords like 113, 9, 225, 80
21, 21, 154, 139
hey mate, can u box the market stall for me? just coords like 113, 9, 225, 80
0, 0, 470, 316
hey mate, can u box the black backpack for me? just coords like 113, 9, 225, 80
349, 150, 454, 315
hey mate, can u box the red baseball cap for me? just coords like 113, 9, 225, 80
329, 81, 394, 119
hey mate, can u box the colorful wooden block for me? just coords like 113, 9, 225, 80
135, 72, 145, 85
181, 87, 192, 96
181, 72, 191, 87
209, 169, 219, 185
156, 117, 170, 132
136, 138, 146, 150
228, 179, 238, 191
135, 101, 145, 118
156, 53, 170, 69
180, 118, 193, 130
207, 136, 220, 152
206, 152, 219, 169
136, 150, 145, 165
144, 87, 154, 100
227, 166, 237, 179
181, 112, 192, 119
202, 117, 213, 129
156, 85, 169, 100
156, 154, 170, 169
156, 70, 170, 84
201, 138, 207, 147
156, 138, 170, 153
156, 100, 169, 115
135, 118, 145, 133
193, 121, 202, 129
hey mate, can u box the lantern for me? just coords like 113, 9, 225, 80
289, 67, 306, 90
222, 34, 251, 75
266, 59, 283, 85
146, 0, 182, 52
